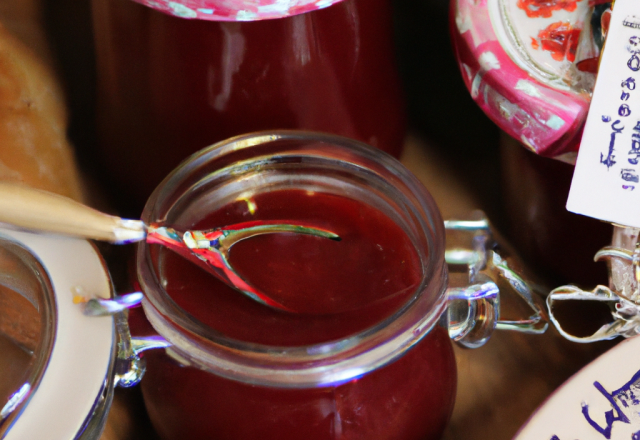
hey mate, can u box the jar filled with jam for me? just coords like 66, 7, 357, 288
91, 0, 406, 214
449, 0, 612, 285
131, 131, 456, 440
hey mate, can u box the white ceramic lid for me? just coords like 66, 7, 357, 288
515, 335, 640, 439
1, 228, 114, 440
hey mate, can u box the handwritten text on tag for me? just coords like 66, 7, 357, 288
567, 0, 640, 228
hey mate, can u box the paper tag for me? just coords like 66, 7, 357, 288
567, 0, 640, 228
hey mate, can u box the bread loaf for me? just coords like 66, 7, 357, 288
0, 19, 83, 201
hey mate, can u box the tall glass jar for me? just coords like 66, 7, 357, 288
91, 0, 406, 214
133, 131, 456, 440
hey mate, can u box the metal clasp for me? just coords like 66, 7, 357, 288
548, 226, 640, 342
77, 291, 170, 387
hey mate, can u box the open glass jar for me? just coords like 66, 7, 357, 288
134, 131, 456, 439
130, 130, 550, 439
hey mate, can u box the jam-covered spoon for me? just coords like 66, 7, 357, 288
0, 183, 339, 312
145, 221, 339, 311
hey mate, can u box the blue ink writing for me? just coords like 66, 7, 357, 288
628, 121, 640, 191
581, 369, 640, 438
621, 168, 639, 182
622, 78, 636, 90
629, 130, 640, 165
620, 104, 632, 117
601, 120, 623, 169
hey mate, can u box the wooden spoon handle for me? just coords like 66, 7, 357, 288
0, 183, 146, 243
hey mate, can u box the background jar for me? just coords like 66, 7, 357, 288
448, 0, 612, 286
91, 0, 407, 215
134, 131, 456, 440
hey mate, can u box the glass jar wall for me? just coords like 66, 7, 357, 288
500, 135, 611, 286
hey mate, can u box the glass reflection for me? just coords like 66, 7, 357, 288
0, 235, 56, 438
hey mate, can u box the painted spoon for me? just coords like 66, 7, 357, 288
0, 183, 339, 312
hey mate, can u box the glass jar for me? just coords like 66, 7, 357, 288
91, 0, 406, 214
134, 131, 456, 440
500, 135, 611, 286
0, 229, 117, 440
450, 0, 612, 285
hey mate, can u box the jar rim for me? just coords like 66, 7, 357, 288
137, 130, 448, 387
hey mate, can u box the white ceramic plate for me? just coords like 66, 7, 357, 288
515, 336, 640, 440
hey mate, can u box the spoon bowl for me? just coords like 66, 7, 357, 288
146, 221, 340, 311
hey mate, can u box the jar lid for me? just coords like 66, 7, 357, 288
451, 0, 598, 160
130, 0, 344, 21
0, 228, 115, 440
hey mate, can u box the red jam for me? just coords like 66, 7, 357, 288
136, 189, 456, 439
91, 0, 406, 213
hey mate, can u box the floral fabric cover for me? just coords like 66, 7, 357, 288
130, 0, 343, 21
450, 0, 611, 161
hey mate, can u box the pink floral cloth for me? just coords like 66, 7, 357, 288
131, 0, 344, 21
450, 0, 600, 160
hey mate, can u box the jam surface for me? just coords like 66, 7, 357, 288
139, 189, 456, 440
157, 189, 423, 345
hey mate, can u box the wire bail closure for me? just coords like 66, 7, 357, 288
548, 226, 640, 342
80, 213, 552, 366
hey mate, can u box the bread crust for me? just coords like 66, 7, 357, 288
0, 20, 83, 201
